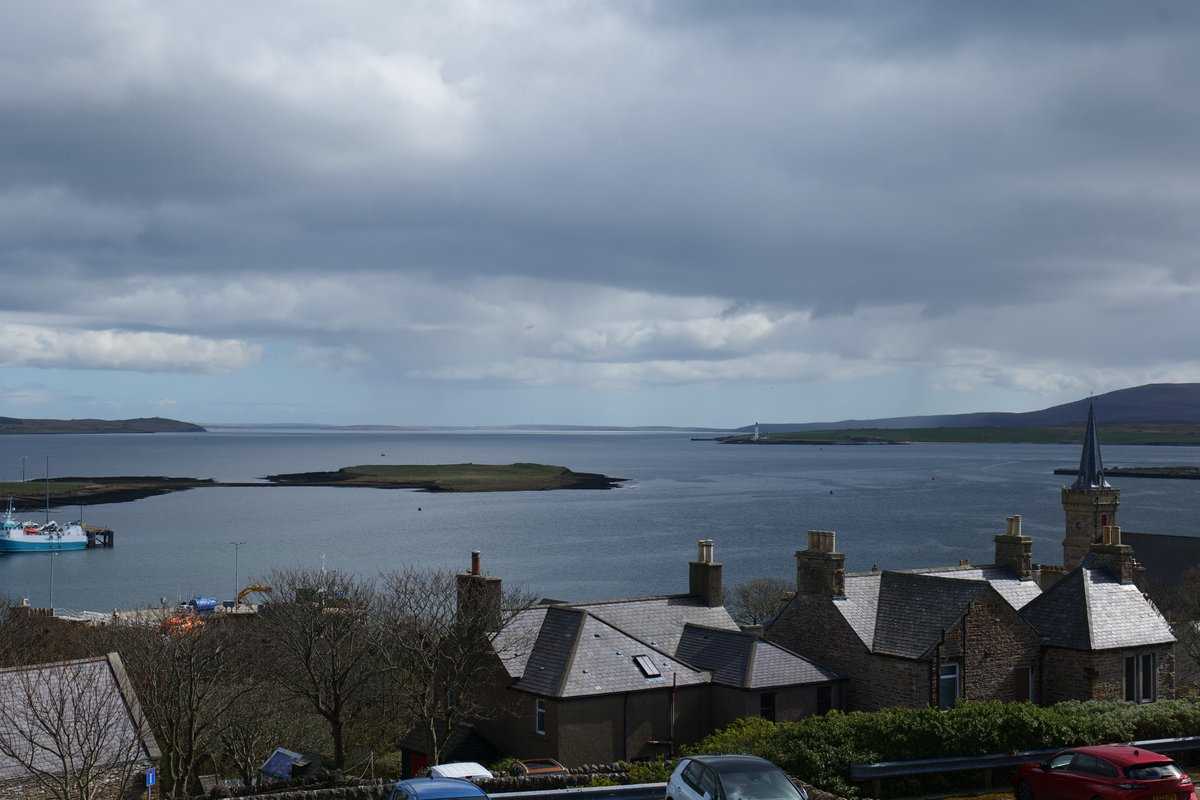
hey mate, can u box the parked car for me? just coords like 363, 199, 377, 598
508, 758, 569, 777
429, 762, 493, 781
667, 755, 808, 800
386, 777, 489, 800
1014, 744, 1196, 800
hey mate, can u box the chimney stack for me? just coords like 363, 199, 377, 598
689, 539, 723, 607
1088, 525, 1135, 584
994, 514, 1034, 580
796, 530, 846, 597
457, 550, 503, 629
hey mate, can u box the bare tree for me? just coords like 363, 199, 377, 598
0, 654, 151, 800
251, 567, 384, 769
104, 612, 259, 795
727, 577, 792, 626
374, 566, 534, 766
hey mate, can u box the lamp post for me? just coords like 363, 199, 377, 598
49, 552, 56, 612
231, 541, 246, 609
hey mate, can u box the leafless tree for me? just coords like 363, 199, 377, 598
727, 577, 793, 626
251, 567, 385, 769
0, 654, 150, 800
103, 611, 260, 795
374, 567, 534, 766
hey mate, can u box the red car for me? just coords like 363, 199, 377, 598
1014, 744, 1195, 800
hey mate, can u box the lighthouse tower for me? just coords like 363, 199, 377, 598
1061, 402, 1120, 569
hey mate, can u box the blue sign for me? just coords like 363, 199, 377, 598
146, 767, 156, 786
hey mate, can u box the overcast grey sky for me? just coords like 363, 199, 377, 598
2, 1, 1198, 427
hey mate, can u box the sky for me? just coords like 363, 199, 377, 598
2, 1, 1199, 428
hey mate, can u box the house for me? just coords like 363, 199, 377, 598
457, 542, 844, 767
0, 653, 159, 799
767, 528, 1043, 711
766, 403, 1178, 711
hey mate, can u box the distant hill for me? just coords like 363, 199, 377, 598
0, 416, 207, 434
740, 383, 1200, 433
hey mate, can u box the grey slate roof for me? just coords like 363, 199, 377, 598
0, 654, 158, 784
922, 565, 1043, 610
576, 596, 740, 655
871, 572, 991, 659
1021, 566, 1176, 651
675, 624, 839, 688
511, 606, 710, 698
834, 573, 882, 649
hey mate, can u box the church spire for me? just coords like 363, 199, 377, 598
1072, 401, 1110, 490
1061, 401, 1120, 569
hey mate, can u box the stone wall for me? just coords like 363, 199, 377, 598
1041, 645, 1176, 705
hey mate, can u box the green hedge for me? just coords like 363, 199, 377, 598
686, 700, 1200, 798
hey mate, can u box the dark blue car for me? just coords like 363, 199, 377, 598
387, 777, 489, 800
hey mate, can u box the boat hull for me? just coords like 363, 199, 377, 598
0, 536, 88, 552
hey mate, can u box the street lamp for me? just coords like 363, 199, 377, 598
49, 552, 56, 612
231, 541, 247, 609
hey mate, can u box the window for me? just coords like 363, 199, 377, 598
534, 698, 546, 734
633, 654, 661, 678
938, 663, 960, 710
682, 760, 705, 792
1013, 666, 1032, 703
816, 684, 833, 715
759, 692, 776, 722
1124, 653, 1156, 703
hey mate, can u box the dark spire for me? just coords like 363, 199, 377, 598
1072, 402, 1110, 490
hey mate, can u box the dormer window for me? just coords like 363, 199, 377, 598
633, 654, 661, 678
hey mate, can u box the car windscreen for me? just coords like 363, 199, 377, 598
1125, 761, 1184, 781
716, 765, 805, 800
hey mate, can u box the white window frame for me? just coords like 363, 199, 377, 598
1124, 652, 1156, 704
534, 698, 546, 734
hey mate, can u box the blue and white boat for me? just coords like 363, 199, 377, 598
0, 499, 88, 553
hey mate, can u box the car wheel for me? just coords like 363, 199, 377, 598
1015, 781, 1034, 800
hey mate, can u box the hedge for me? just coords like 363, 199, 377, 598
686, 699, 1200, 797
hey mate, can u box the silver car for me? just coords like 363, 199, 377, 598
666, 755, 808, 800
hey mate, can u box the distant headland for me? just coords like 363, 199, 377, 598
0, 416, 206, 435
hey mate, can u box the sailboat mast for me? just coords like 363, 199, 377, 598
44, 455, 50, 525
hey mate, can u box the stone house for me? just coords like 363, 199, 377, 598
0, 653, 159, 800
447, 542, 845, 767
767, 404, 1179, 711
768, 528, 1044, 711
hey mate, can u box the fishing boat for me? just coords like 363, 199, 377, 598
0, 498, 88, 552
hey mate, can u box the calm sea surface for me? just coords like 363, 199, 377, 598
1, 430, 1198, 612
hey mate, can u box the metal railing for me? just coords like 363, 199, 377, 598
850, 735, 1200, 798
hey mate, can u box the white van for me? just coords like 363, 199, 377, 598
428, 763, 493, 781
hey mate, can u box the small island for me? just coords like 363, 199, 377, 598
1052, 465, 1200, 480
0, 463, 626, 508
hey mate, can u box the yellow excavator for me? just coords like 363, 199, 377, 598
236, 584, 273, 605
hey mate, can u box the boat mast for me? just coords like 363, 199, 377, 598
44, 455, 50, 525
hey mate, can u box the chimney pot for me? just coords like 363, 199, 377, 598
471, 550, 481, 576
808, 530, 836, 553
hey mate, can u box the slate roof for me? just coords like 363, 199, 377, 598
919, 565, 1043, 610
1120, 531, 1200, 615
871, 572, 992, 659
575, 596, 741, 654
1020, 566, 1176, 651
675, 624, 839, 689
833, 573, 882, 649
0, 653, 158, 784
510, 606, 710, 698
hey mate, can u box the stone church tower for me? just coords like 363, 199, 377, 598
1061, 403, 1120, 569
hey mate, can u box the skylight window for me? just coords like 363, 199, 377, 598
633, 654, 662, 678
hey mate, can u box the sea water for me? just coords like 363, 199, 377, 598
0, 429, 1197, 612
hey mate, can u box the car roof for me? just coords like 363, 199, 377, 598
429, 763, 492, 779
392, 777, 489, 799
686, 755, 777, 771
1069, 745, 1173, 767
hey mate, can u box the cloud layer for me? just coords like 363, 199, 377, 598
1, 1, 1198, 424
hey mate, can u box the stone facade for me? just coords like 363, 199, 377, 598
1061, 485, 1120, 570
